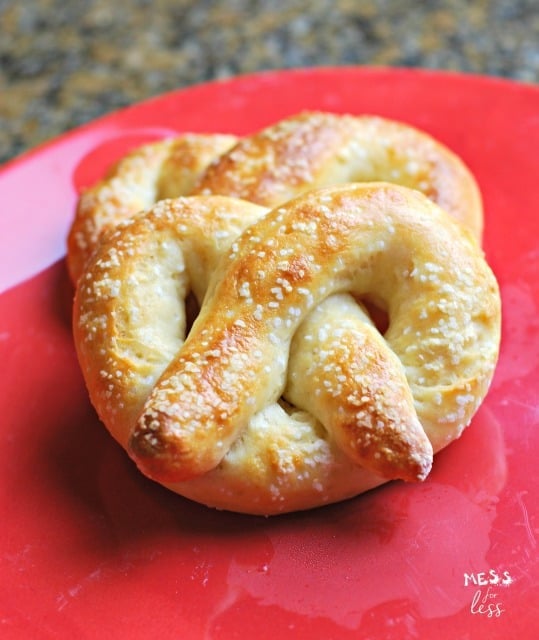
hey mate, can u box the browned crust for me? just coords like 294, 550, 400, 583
193, 111, 483, 240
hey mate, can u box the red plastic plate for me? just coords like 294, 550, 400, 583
1, 67, 538, 639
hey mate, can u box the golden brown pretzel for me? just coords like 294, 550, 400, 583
66, 133, 238, 282
74, 184, 500, 515
193, 111, 483, 241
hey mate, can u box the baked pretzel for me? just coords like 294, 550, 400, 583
66, 133, 237, 282
73, 184, 500, 515
193, 111, 483, 241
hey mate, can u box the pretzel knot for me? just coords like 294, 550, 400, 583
74, 183, 500, 515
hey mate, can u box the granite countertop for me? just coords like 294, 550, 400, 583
1, 0, 538, 165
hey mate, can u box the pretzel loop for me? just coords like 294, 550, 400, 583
193, 111, 483, 241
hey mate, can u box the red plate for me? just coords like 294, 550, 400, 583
1, 67, 538, 639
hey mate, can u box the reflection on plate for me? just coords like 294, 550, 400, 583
1, 67, 538, 640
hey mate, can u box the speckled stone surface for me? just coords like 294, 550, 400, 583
1, 0, 538, 164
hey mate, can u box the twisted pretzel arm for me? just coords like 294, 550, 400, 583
67, 133, 237, 282
129, 183, 500, 488
193, 111, 483, 240
286, 293, 432, 482
73, 196, 267, 446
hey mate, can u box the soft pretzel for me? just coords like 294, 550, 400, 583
66, 133, 238, 282
193, 111, 483, 241
73, 184, 500, 515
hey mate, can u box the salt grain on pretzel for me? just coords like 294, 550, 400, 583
67, 133, 237, 282
73, 184, 500, 515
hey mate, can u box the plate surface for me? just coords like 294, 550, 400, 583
1, 67, 538, 639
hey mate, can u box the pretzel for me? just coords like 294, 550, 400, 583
193, 111, 484, 242
73, 184, 500, 515
66, 133, 238, 282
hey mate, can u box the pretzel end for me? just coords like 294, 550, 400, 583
128, 410, 217, 484
367, 424, 433, 483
